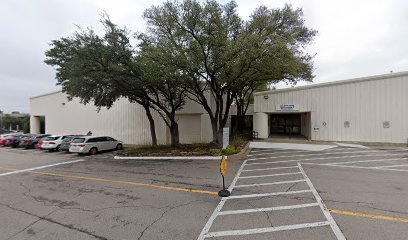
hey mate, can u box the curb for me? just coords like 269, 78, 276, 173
114, 156, 222, 160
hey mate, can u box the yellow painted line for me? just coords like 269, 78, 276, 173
0, 166, 218, 196
329, 208, 408, 223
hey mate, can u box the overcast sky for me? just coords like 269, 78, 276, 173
1, 0, 407, 113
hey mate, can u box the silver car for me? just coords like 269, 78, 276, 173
69, 136, 123, 155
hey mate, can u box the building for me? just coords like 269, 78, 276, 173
30, 91, 249, 145
253, 71, 408, 144
31, 71, 408, 145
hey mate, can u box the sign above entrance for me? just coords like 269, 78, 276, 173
275, 104, 300, 111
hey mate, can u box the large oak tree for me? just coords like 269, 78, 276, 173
142, 0, 316, 147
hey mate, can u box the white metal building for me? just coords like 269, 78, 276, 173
30, 91, 216, 145
253, 71, 408, 144
31, 71, 408, 145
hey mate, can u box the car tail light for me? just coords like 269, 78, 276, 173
68, 142, 72, 145
49, 142, 55, 145
77, 144, 85, 147
26, 140, 30, 144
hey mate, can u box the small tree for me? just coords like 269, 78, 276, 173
45, 15, 187, 146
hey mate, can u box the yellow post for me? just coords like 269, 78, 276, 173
218, 155, 230, 197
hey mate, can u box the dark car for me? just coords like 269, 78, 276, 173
11, 134, 32, 148
21, 134, 50, 149
59, 135, 84, 152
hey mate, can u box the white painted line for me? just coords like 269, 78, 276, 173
375, 164, 408, 169
235, 179, 306, 188
323, 157, 408, 166
218, 203, 320, 216
245, 153, 406, 166
248, 147, 372, 156
114, 156, 221, 160
298, 163, 346, 240
0, 160, 85, 177
196, 159, 248, 240
238, 172, 302, 179
204, 221, 330, 238
246, 149, 402, 161
226, 190, 312, 200
242, 166, 298, 172
321, 164, 408, 173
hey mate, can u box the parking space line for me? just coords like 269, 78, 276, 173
0, 166, 218, 196
329, 208, 408, 223
234, 179, 306, 188
375, 164, 408, 169
218, 203, 320, 216
204, 221, 331, 238
226, 190, 312, 200
238, 172, 302, 179
0, 160, 85, 177
324, 157, 408, 166
246, 149, 402, 161
308, 163, 408, 172
242, 166, 298, 172
245, 153, 406, 166
298, 163, 346, 240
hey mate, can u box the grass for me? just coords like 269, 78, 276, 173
121, 136, 248, 157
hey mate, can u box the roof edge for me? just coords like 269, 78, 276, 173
30, 90, 63, 100
254, 71, 408, 96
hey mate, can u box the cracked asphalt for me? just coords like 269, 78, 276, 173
0, 147, 243, 240
2, 146, 408, 239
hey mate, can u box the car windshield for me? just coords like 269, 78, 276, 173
63, 136, 75, 142
45, 136, 60, 141
72, 138, 85, 143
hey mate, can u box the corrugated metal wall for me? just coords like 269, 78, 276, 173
30, 92, 216, 145
254, 73, 408, 143
30, 92, 169, 145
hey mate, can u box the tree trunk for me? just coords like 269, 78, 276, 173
143, 104, 158, 147
169, 120, 180, 147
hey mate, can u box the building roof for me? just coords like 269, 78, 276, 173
254, 71, 408, 96
30, 90, 63, 100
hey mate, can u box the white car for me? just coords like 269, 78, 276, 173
41, 135, 72, 151
69, 136, 123, 155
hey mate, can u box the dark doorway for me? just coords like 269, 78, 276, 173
270, 114, 301, 136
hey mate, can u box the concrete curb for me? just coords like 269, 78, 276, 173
114, 156, 222, 160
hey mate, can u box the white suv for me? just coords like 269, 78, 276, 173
69, 136, 123, 155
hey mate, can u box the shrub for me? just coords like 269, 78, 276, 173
223, 145, 236, 155
210, 148, 223, 156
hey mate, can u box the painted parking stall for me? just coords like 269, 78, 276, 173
197, 149, 346, 240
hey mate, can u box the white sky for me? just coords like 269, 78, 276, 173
1, 0, 407, 113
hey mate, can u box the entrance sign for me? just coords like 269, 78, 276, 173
222, 127, 229, 149
276, 104, 300, 111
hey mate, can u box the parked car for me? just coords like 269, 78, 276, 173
0, 134, 13, 146
69, 136, 123, 155
21, 134, 50, 149
59, 135, 84, 152
40, 135, 73, 151
11, 134, 32, 148
2, 134, 22, 147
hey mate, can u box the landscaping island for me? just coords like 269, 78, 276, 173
119, 137, 248, 157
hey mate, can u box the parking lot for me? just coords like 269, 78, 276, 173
1, 145, 408, 239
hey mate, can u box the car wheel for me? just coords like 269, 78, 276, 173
89, 147, 98, 155
56, 145, 61, 151
116, 144, 123, 150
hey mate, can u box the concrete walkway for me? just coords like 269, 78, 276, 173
249, 142, 337, 151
